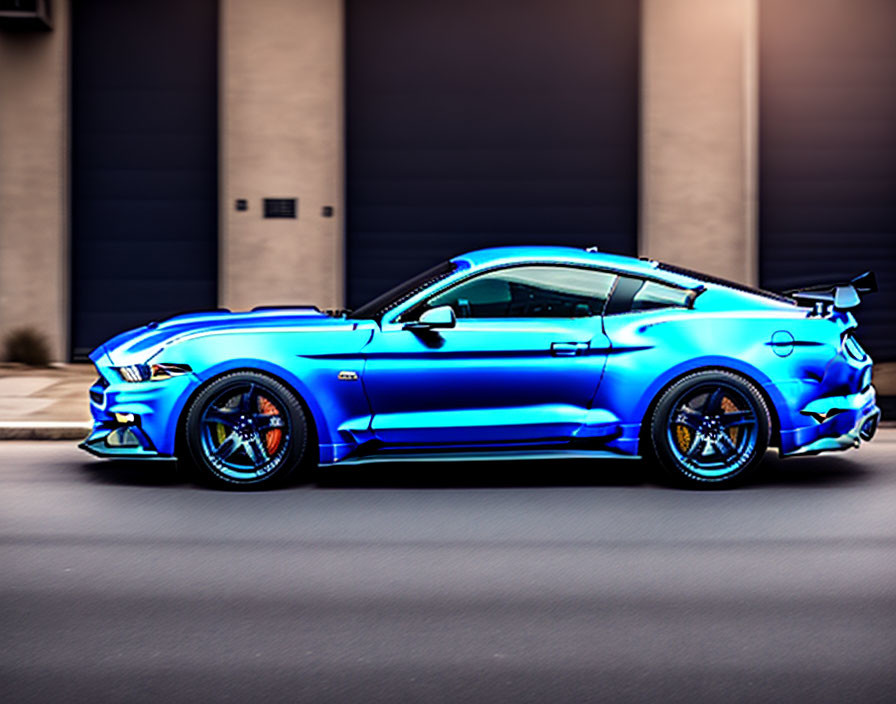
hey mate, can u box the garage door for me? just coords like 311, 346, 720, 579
759, 0, 896, 361
71, 0, 218, 359
346, 0, 640, 308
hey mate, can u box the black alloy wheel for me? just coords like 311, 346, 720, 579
184, 372, 308, 489
650, 370, 771, 488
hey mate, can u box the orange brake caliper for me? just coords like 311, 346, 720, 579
720, 396, 739, 442
257, 395, 282, 454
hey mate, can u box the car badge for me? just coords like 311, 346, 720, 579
338, 371, 359, 381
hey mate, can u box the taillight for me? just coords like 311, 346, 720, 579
861, 367, 872, 392
840, 332, 867, 362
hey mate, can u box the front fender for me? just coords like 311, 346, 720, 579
192, 358, 335, 446
153, 327, 374, 461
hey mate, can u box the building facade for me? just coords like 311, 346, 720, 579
0, 0, 893, 361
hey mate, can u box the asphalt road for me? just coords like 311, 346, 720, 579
2, 436, 895, 704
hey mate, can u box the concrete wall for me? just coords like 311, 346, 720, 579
0, 0, 768, 361
640, 0, 757, 285
0, 2, 68, 360
220, 0, 344, 312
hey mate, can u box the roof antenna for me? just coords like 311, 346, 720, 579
585, 246, 600, 252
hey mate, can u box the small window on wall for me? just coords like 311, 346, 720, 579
414, 265, 617, 319
605, 276, 693, 315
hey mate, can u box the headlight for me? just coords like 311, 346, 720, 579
116, 363, 191, 383
117, 364, 150, 382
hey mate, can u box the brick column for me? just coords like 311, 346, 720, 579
0, 1, 69, 359
220, 0, 344, 311
640, 0, 758, 285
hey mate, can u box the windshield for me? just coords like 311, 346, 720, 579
348, 261, 458, 321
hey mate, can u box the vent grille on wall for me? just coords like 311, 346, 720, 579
263, 198, 298, 219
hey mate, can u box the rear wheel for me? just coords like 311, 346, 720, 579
650, 370, 770, 488
184, 372, 308, 489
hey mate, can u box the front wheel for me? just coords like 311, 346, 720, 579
650, 370, 771, 488
184, 372, 308, 489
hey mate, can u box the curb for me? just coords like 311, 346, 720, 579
0, 422, 92, 441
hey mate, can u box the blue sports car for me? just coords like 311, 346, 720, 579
81, 246, 880, 488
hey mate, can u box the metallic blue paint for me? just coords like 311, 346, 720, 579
80, 246, 879, 470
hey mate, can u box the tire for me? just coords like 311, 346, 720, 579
184, 371, 308, 489
650, 370, 770, 488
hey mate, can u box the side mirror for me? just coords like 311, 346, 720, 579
404, 305, 456, 331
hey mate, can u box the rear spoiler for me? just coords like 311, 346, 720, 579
784, 271, 877, 313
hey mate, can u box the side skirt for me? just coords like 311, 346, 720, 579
322, 447, 641, 467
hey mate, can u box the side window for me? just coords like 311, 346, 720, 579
414, 266, 617, 319
605, 276, 692, 315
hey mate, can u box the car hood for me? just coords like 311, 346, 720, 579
90, 308, 354, 366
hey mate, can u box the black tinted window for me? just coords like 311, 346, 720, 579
418, 266, 616, 319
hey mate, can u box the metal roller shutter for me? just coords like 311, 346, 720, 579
71, 0, 218, 358
759, 0, 896, 361
346, 0, 639, 308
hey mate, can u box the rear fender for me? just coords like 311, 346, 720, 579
630, 359, 785, 454
635, 356, 786, 431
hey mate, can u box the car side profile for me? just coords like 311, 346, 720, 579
81, 246, 880, 488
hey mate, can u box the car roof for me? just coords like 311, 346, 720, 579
450, 246, 699, 287
450, 246, 800, 307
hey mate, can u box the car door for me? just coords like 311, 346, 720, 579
361, 265, 617, 446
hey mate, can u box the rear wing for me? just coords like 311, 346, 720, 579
784, 271, 877, 314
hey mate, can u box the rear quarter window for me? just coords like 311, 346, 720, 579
605, 276, 693, 315
632, 280, 692, 310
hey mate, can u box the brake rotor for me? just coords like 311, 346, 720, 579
215, 394, 238, 445
214, 393, 282, 455
675, 395, 740, 452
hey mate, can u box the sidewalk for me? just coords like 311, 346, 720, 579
0, 363, 94, 439
0, 362, 894, 440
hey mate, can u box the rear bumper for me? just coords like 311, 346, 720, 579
780, 385, 880, 456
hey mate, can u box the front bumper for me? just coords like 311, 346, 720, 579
780, 385, 880, 456
79, 372, 193, 460
79, 424, 174, 459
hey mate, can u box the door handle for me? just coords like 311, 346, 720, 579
551, 341, 589, 357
